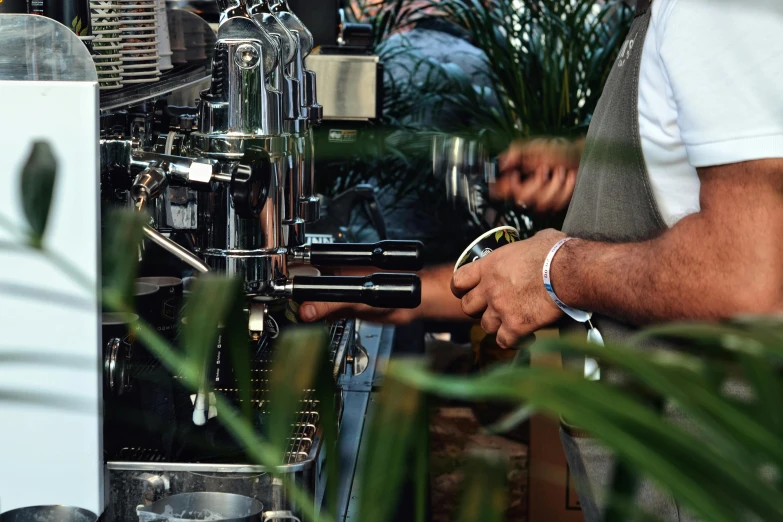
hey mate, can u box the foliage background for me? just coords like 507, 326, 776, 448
316, 0, 633, 262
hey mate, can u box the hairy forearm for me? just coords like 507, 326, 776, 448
551, 211, 783, 325
418, 263, 472, 322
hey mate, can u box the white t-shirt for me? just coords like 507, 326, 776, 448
638, 0, 783, 227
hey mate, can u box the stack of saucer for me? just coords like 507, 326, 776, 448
155, 0, 173, 70
90, 0, 124, 90
118, 0, 161, 84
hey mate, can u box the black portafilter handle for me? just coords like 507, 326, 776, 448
291, 273, 422, 309
308, 241, 424, 271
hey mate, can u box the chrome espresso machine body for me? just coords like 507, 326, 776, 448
98, 1, 422, 519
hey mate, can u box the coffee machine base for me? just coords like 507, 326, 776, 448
103, 320, 395, 522
105, 451, 322, 521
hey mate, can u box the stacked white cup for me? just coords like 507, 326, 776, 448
89, 0, 124, 90
117, 0, 161, 84
155, 0, 173, 70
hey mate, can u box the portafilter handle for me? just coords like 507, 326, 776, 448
290, 273, 421, 309
292, 241, 424, 271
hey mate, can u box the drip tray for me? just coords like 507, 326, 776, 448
103, 321, 353, 521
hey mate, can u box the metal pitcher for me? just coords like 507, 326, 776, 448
136, 492, 264, 522
0, 506, 98, 522
432, 134, 534, 236
432, 135, 497, 219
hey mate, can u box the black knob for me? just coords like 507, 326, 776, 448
291, 273, 421, 309
231, 147, 272, 219
309, 241, 424, 271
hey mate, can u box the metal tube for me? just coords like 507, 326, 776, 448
131, 152, 224, 185
143, 225, 211, 273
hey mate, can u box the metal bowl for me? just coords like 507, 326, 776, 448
0, 506, 98, 522
136, 492, 264, 522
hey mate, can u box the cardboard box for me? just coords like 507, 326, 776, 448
528, 330, 585, 522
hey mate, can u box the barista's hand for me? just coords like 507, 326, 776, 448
492, 138, 582, 213
451, 229, 566, 349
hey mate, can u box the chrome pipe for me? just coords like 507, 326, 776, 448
143, 225, 211, 274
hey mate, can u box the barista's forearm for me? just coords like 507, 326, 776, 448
551, 212, 783, 325
417, 263, 473, 322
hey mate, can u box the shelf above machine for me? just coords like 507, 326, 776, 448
99, 63, 211, 112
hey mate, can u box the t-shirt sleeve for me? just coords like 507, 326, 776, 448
658, 0, 783, 167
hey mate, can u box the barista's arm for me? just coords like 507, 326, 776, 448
452, 159, 783, 348
298, 263, 470, 324
492, 137, 585, 213
551, 159, 783, 324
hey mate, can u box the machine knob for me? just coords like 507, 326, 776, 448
291, 274, 421, 309
231, 147, 272, 218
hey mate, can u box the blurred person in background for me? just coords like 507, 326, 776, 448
304, 0, 783, 520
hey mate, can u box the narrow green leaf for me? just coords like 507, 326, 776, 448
180, 276, 237, 400
223, 279, 252, 422
456, 450, 508, 522
604, 460, 641, 522
102, 210, 146, 311
267, 326, 325, 463
386, 361, 783, 522
313, 325, 340, 520
413, 394, 430, 522
358, 369, 422, 522
20, 141, 57, 248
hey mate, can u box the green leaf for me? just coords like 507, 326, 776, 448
456, 450, 508, 522
101, 210, 146, 311
313, 326, 340, 519
386, 357, 783, 522
495, 230, 503, 242
180, 276, 239, 395
267, 326, 327, 463
20, 141, 57, 248
358, 368, 422, 522
223, 279, 252, 423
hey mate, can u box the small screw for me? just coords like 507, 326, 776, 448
235, 44, 260, 68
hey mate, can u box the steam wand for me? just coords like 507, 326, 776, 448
132, 165, 211, 273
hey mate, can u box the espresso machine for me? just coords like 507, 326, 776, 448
83, 1, 421, 518
0, 0, 422, 522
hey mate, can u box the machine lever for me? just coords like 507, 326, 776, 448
303, 241, 424, 271
290, 273, 421, 309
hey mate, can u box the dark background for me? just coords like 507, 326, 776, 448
287, 0, 341, 47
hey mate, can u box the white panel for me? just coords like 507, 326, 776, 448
0, 81, 102, 513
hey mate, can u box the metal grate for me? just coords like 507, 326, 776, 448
117, 320, 349, 464
285, 391, 320, 464
117, 447, 166, 462
328, 321, 346, 363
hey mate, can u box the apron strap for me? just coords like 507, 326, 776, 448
636, 0, 652, 16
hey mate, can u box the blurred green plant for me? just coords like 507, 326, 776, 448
318, 0, 632, 260
421, 0, 634, 142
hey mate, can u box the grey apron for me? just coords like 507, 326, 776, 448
558, 1, 699, 520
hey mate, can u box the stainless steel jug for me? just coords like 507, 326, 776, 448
136, 492, 264, 522
0, 506, 98, 522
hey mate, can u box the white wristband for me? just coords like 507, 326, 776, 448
543, 238, 591, 322
543, 237, 605, 354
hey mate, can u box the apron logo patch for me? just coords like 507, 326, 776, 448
617, 36, 635, 68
